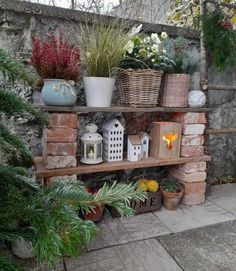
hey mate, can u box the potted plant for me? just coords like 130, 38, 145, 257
83, 187, 104, 222
109, 179, 161, 217
118, 30, 175, 107
78, 19, 133, 107
161, 179, 183, 210
160, 37, 199, 107
30, 32, 80, 106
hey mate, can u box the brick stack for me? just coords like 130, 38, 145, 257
42, 113, 78, 185
170, 112, 207, 205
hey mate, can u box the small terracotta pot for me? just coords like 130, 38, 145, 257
84, 205, 104, 222
161, 187, 183, 210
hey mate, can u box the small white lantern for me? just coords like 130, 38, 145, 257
80, 124, 103, 164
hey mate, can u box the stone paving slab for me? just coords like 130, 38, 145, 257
207, 184, 236, 216
154, 200, 235, 233
88, 212, 171, 251
158, 220, 236, 271
66, 239, 182, 271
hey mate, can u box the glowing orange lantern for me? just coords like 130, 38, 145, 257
150, 122, 182, 159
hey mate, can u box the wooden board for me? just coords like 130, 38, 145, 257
206, 128, 236, 135
33, 155, 211, 177
34, 105, 211, 113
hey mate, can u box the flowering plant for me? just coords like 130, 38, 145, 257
30, 32, 80, 81
120, 30, 175, 71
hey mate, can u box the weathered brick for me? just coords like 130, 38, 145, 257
43, 128, 77, 143
183, 124, 205, 135
43, 142, 77, 156
172, 113, 206, 124
44, 156, 77, 169
45, 174, 77, 186
180, 181, 206, 195
178, 162, 207, 173
49, 113, 78, 129
181, 194, 205, 205
170, 168, 206, 182
181, 146, 204, 157
181, 135, 204, 146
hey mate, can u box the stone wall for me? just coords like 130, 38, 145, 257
0, 0, 235, 181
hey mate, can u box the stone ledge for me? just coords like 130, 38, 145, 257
0, 0, 199, 40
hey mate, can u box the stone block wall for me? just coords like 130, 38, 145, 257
0, 0, 235, 180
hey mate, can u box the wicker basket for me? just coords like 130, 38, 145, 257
117, 69, 163, 107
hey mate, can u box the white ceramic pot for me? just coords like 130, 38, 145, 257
83, 77, 115, 107
188, 90, 206, 107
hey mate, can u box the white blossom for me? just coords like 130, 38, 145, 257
161, 32, 168, 39
125, 41, 134, 54
130, 24, 143, 37
151, 33, 161, 44
143, 37, 150, 44
151, 44, 159, 53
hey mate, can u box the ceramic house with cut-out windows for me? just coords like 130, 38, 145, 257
139, 132, 150, 159
127, 135, 142, 162
102, 118, 124, 162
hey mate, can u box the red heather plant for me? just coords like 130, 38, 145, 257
30, 32, 80, 81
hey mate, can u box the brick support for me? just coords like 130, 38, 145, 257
183, 124, 205, 135
181, 146, 205, 157
45, 174, 77, 186
170, 167, 206, 182
178, 162, 206, 173
181, 194, 205, 205
181, 135, 204, 146
43, 113, 78, 169
172, 112, 206, 124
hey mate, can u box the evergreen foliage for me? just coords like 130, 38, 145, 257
203, 8, 236, 71
0, 49, 145, 269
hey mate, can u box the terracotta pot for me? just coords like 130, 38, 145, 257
160, 74, 191, 107
84, 205, 104, 222
161, 187, 183, 210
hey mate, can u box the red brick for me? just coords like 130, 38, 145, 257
181, 135, 204, 146
170, 168, 206, 182
43, 128, 77, 143
181, 194, 205, 205
181, 146, 204, 157
43, 142, 77, 156
180, 181, 206, 195
44, 156, 77, 169
183, 124, 205, 135
178, 162, 206, 173
172, 113, 206, 124
45, 174, 77, 186
49, 113, 78, 129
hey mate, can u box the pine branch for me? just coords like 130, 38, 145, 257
0, 253, 22, 271
0, 90, 48, 124
0, 125, 32, 167
0, 49, 35, 85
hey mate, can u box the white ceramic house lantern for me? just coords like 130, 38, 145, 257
127, 135, 142, 162
102, 118, 124, 162
80, 124, 103, 164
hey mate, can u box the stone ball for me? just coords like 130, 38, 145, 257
188, 90, 206, 107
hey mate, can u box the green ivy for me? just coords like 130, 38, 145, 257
203, 8, 236, 71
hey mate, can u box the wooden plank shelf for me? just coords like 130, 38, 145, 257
34, 155, 211, 178
34, 105, 211, 113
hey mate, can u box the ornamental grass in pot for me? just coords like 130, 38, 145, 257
118, 29, 174, 107
78, 18, 133, 107
161, 179, 183, 210
30, 32, 80, 106
160, 37, 199, 107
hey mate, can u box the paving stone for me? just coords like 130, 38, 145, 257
207, 184, 236, 216
66, 239, 182, 271
88, 213, 171, 251
158, 221, 236, 271
154, 200, 235, 233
